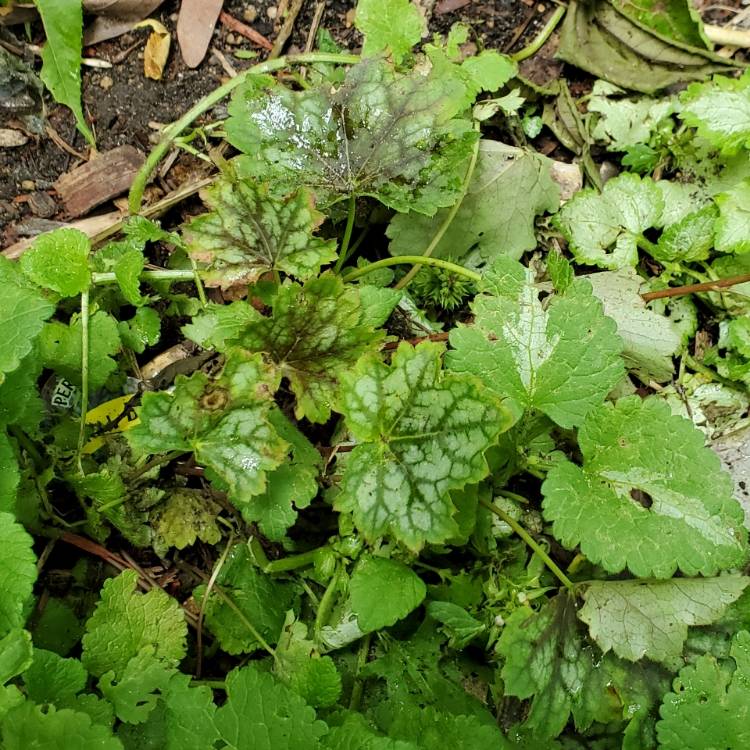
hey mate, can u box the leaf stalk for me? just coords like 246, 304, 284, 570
479, 497, 574, 590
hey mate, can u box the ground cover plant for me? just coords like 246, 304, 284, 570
5, 0, 750, 747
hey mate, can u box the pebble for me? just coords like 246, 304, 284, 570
99, 75, 113, 90
226, 33, 238, 45
28, 192, 57, 218
243, 5, 258, 22
20, 180, 36, 191
266, 5, 277, 20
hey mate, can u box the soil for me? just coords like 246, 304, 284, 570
0, 0, 549, 240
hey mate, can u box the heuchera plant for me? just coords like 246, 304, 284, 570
3, 0, 750, 747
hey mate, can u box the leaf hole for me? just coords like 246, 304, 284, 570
629, 488, 653, 509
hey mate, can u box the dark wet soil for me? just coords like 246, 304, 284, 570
0, 0, 555, 239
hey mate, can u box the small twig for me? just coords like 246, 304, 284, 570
219, 10, 273, 51
270, 0, 306, 59
46, 124, 88, 161
641, 274, 750, 302
211, 47, 238, 78
503, 4, 538, 54
704, 23, 750, 48
479, 498, 574, 590
304, 1, 326, 53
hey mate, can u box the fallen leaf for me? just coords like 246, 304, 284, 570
83, 0, 167, 45
134, 18, 170, 80
177, 0, 224, 68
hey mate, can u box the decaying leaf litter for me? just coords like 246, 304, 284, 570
5, 0, 750, 747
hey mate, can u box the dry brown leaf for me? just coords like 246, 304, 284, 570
177, 0, 224, 69
134, 18, 170, 80
83, 0, 166, 45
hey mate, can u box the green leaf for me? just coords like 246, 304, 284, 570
448, 258, 623, 428
0, 435, 19, 513
0, 351, 45, 434
1, 702, 122, 750
558, 0, 733, 94
182, 301, 259, 351
20, 229, 91, 296
0, 630, 33, 686
350, 556, 426, 632
82, 570, 187, 678
289, 657, 342, 709
554, 173, 663, 269
387, 706, 511, 749
497, 594, 595, 738
116, 672, 219, 750
226, 59, 475, 214
0, 259, 55, 381
151, 490, 222, 556
244, 410, 320, 541
680, 72, 750, 155
588, 82, 675, 152
31, 597, 82, 656
36, 0, 94, 145
715, 179, 750, 254
184, 173, 337, 289
118, 307, 161, 354
195, 543, 297, 655
611, 0, 708, 47
40, 311, 121, 390
128, 350, 287, 508
214, 664, 327, 749
322, 714, 415, 750
651, 203, 717, 262
233, 275, 384, 423
578, 576, 750, 666
99, 649, 174, 725
542, 396, 747, 577
387, 140, 559, 264
23, 648, 85, 705
355, 0, 425, 63
586, 268, 683, 382
426, 601, 486, 648
337, 342, 509, 550
0, 513, 37, 637
656, 630, 750, 749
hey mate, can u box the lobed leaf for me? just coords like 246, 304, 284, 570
184, 173, 337, 289
542, 396, 748, 577
578, 575, 750, 666
657, 630, 750, 749
388, 140, 559, 264
447, 257, 623, 428
554, 173, 663, 269
226, 59, 476, 214
128, 350, 288, 509
0, 513, 37, 638
336, 342, 510, 550
82, 570, 187, 678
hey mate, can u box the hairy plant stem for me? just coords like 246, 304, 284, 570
76, 289, 90, 475
314, 564, 342, 647
128, 52, 360, 214
349, 632, 372, 711
343, 256, 481, 284
197, 534, 234, 678
511, 4, 566, 62
334, 195, 358, 273
395, 124, 481, 291
249, 536, 324, 573
479, 497, 573, 590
